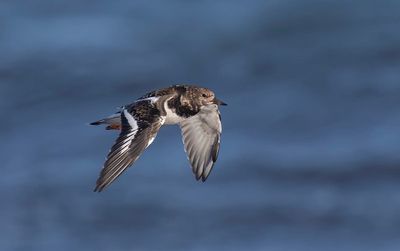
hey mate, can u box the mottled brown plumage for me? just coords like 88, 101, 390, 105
90, 84, 226, 191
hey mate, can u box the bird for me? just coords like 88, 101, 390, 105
90, 84, 227, 192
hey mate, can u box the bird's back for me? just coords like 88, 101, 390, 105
138, 85, 188, 99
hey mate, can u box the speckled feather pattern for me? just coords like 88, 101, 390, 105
90, 84, 226, 191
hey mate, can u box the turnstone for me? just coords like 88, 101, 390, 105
90, 85, 226, 192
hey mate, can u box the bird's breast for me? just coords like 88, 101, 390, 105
163, 100, 185, 124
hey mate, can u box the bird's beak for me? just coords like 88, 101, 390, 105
213, 98, 227, 106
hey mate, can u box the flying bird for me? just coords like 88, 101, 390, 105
90, 85, 226, 192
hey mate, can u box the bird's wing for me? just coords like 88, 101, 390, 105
94, 105, 164, 192
179, 104, 222, 181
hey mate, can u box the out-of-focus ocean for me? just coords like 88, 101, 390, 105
1, 0, 400, 250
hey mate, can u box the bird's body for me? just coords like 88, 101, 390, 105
90, 85, 226, 192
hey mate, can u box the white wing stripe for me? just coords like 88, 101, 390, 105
136, 97, 160, 103
123, 109, 138, 131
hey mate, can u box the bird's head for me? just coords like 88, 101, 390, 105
196, 88, 227, 107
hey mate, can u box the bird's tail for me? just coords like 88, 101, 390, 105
90, 113, 121, 130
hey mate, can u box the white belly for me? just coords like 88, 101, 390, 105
164, 102, 184, 124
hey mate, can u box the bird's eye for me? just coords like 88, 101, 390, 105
202, 94, 207, 97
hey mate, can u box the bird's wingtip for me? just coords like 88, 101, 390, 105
93, 182, 104, 192
93, 187, 102, 192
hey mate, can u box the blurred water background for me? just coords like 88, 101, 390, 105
1, 0, 400, 250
